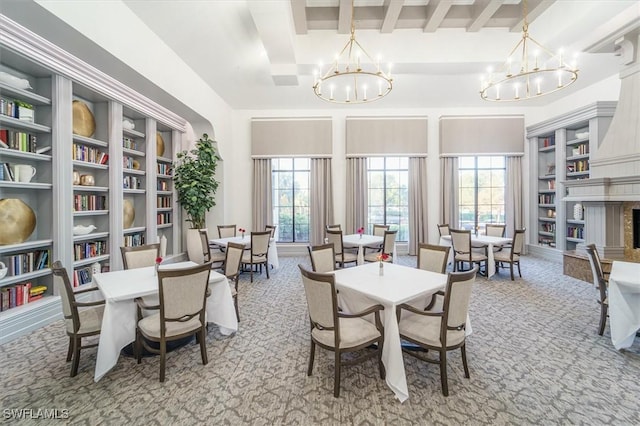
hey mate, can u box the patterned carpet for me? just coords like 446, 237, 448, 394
1, 254, 640, 425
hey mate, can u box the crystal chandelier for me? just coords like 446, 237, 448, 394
312, 0, 392, 104
479, 0, 578, 102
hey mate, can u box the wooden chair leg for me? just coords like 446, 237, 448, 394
439, 349, 448, 397
461, 343, 470, 378
234, 297, 240, 322
250, 263, 254, 283
334, 351, 341, 397
136, 331, 142, 364
378, 342, 385, 379
159, 340, 167, 382
199, 328, 208, 365
598, 304, 608, 336
510, 263, 514, 281
517, 262, 522, 278
307, 341, 315, 376
66, 337, 73, 362
265, 261, 270, 279
70, 337, 81, 377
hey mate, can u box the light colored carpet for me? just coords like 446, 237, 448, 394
1, 255, 639, 425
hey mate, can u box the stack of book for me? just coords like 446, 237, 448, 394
0, 282, 46, 311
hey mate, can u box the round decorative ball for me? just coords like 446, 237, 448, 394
123, 199, 135, 229
0, 199, 36, 245
157, 132, 165, 157
72, 100, 96, 137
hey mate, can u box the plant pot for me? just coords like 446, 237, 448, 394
186, 228, 206, 264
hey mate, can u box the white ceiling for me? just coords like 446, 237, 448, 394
120, 1, 638, 109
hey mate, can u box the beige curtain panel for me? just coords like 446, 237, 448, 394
346, 158, 368, 234
252, 158, 273, 231
310, 158, 334, 246
440, 116, 524, 155
408, 157, 429, 255
505, 156, 523, 240
346, 117, 428, 156
441, 157, 459, 229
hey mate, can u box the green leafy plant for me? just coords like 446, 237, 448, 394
173, 133, 220, 229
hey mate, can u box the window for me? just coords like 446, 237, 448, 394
272, 158, 310, 242
458, 156, 505, 233
367, 157, 409, 241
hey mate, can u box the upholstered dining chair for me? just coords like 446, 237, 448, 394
265, 225, 277, 239
241, 230, 271, 282
494, 229, 526, 280
437, 224, 451, 237
52, 261, 105, 377
396, 266, 478, 396
120, 243, 160, 269
364, 230, 397, 263
223, 242, 244, 322
307, 243, 336, 273
217, 224, 237, 238
365, 224, 390, 252
326, 229, 358, 268
199, 229, 226, 270
585, 244, 609, 336
135, 261, 212, 382
417, 243, 451, 274
450, 229, 487, 273
298, 265, 385, 397
485, 224, 506, 237
325, 224, 342, 232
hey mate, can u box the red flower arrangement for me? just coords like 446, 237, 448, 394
154, 257, 162, 275
239, 228, 246, 238
357, 227, 364, 235
376, 253, 389, 262
155, 257, 163, 265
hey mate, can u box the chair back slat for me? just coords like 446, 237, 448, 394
52, 261, 80, 333
444, 267, 477, 329
417, 243, 450, 274
121, 244, 160, 269
217, 225, 236, 238
308, 244, 336, 273
224, 242, 244, 277
326, 229, 344, 256
159, 263, 211, 322
437, 224, 450, 236
299, 265, 336, 330
449, 229, 471, 257
512, 229, 526, 256
486, 224, 506, 237
251, 231, 271, 256
326, 224, 342, 232
382, 230, 397, 256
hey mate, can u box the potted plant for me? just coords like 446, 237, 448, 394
174, 133, 220, 262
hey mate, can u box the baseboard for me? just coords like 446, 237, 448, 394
0, 296, 62, 346
526, 244, 563, 263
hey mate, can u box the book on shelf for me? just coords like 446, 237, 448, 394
0, 139, 8, 149
35, 146, 51, 154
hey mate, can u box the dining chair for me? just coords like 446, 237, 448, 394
450, 229, 487, 273
494, 229, 526, 280
417, 243, 451, 274
224, 242, 244, 322
365, 224, 389, 251
396, 266, 478, 396
241, 230, 271, 282
265, 224, 277, 239
120, 243, 160, 269
135, 261, 212, 382
585, 244, 609, 336
199, 229, 226, 270
437, 224, 450, 237
307, 243, 336, 273
485, 224, 506, 237
52, 261, 105, 377
217, 224, 237, 238
326, 229, 358, 268
364, 230, 397, 262
298, 265, 385, 397
325, 224, 342, 232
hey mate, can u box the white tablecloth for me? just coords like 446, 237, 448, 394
439, 235, 511, 278
343, 234, 397, 265
210, 236, 279, 269
609, 261, 640, 350
93, 261, 236, 382
333, 262, 449, 402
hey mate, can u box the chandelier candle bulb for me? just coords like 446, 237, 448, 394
346, 86, 350, 102
363, 84, 367, 101
378, 81, 382, 96
536, 78, 542, 95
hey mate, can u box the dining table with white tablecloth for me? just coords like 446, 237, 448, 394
210, 235, 279, 269
332, 262, 471, 402
608, 260, 640, 350
439, 234, 512, 278
92, 261, 237, 382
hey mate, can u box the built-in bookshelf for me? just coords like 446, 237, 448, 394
527, 102, 616, 258
156, 126, 175, 256
0, 13, 187, 344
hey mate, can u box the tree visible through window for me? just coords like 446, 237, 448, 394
272, 158, 310, 242
367, 157, 409, 241
458, 156, 505, 234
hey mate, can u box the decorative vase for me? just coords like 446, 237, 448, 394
72, 100, 96, 137
379, 262, 384, 276
0, 198, 36, 245
123, 199, 135, 229
91, 262, 101, 276
156, 132, 165, 157
573, 203, 583, 221
359, 233, 362, 239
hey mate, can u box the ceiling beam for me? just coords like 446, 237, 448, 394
290, 0, 307, 35
424, 0, 453, 33
338, 0, 352, 34
510, 0, 556, 32
467, 0, 505, 32
381, 0, 405, 34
